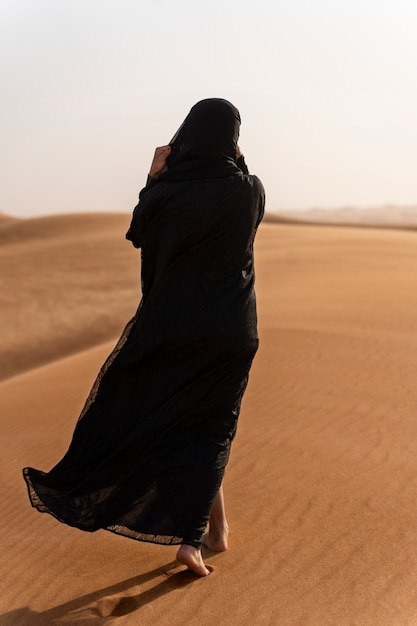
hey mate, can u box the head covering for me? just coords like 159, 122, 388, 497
160, 98, 242, 181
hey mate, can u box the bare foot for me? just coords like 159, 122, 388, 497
176, 544, 210, 577
201, 525, 229, 552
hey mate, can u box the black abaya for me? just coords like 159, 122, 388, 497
23, 99, 265, 548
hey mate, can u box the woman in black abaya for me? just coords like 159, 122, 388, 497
23, 98, 265, 576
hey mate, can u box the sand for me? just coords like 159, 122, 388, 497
1, 215, 417, 625
0, 213, 139, 381
273, 205, 417, 228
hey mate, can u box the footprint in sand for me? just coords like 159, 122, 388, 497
92, 595, 138, 618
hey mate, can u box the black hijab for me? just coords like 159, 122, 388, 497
160, 98, 242, 181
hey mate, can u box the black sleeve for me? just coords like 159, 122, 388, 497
253, 176, 265, 227
126, 203, 145, 248
126, 172, 163, 247
236, 155, 249, 175
126, 184, 160, 249
139, 175, 159, 199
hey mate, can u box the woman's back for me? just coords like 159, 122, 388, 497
129, 172, 264, 348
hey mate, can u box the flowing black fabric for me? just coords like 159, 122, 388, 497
23, 99, 265, 549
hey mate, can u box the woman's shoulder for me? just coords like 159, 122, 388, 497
140, 172, 265, 202
238, 173, 265, 202
249, 174, 265, 194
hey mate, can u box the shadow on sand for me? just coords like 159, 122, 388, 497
0, 559, 210, 625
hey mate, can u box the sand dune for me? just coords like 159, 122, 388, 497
0, 213, 139, 381
269, 205, 417, 229
1, 216, 417, 624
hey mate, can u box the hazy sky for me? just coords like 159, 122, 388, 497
2, 0, 417, 217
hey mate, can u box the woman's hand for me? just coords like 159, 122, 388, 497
149, 145, 171, 178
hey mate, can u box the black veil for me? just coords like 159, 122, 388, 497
160, 98, 242, 181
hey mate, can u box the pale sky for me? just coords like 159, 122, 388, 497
2, 0, 417, 217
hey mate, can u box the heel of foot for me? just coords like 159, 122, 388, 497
176, 546, 210, 577
201, 532, 228, 552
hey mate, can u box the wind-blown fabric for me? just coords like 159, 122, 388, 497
23, 99, 265, 548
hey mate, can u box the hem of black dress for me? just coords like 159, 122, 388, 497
22, 468, 185, 547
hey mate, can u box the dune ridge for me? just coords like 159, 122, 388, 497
266, 204, 417, 230
1, 215, 417, 624
0, 213, 139, 381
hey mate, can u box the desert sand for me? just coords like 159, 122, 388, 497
1, 213, 417, 625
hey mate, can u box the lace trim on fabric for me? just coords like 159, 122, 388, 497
77, 301, 143, 422
23, 468, 49, 513
23, 467, 184, 546
106, 526, 183, 546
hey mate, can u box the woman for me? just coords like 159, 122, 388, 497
23, 98, 265, 577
